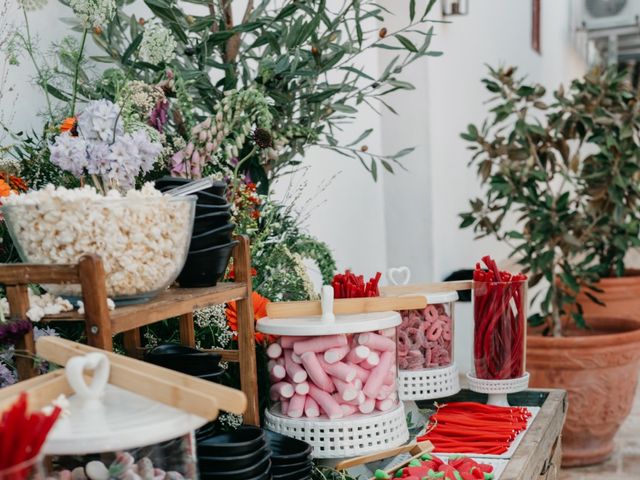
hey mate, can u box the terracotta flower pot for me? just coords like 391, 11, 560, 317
527, 316, 640, 467
577, 272, 640, 321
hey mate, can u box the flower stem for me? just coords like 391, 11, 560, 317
230, 145, 258, 199
21, 8, 53, 120
70, 27, 89, 116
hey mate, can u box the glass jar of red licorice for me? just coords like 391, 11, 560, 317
473, 256, 527, 380
397, 292, 457, 371
257, 313, 402, 420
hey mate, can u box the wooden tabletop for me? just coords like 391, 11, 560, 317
42, 282, 248, 333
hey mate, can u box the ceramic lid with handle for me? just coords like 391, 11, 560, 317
43, 352, 207, 455
257, 285, 401, 336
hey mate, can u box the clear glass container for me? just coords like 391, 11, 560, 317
397, 292, 457, 371
2, 195, 195, 304
266, 330, 399, 419
0, 455, 44, 480
45, 435, 198, 480
473, 280, 526, 380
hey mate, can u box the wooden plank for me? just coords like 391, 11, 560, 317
36, 337, 247, 416
36, 337, 221, 420
78, 255, 113, 350
266, 295, 427, 319
123, 329, 143, 359
6, 284, 38, 380
0, 373, 73, 413
336, 441, 432, 470
0, 263, 79, 285
207, 348, 240, 362
110, 283, 247, 333
0, 370, 66, 402
380, 280, 473, 297
179, 312, 196, 347
367, 441, 435, 479
500, 390, 567, 480
232, 236, 260, 426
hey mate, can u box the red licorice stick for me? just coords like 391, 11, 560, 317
473, 256, 527, 380
331, 269, 381, 299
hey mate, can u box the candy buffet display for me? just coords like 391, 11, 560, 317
374, 453, 496, 480
2, 184, 195, 303
257, 286, 409, 458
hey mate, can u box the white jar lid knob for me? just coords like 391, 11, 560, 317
66, 352, 110, 409
321, 285, 336, 323
388, 266, 411, 286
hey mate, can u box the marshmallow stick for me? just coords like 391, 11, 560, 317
284, 350, 308, 383
383, 369, 396, 386
266, 342, 283, 359
269, 363, 286, 382
301, 352, 335, 392
380, 327, 396, 338
349, 363, 371, 383
358, 332, 397, 352
376, 398, 395, 412
323, 361, 356, 383
324, 345, 350, 364
358, 397, 375, 414
341, 404, 358, 416
295, 381, 310, 395
291, 352, 303, 364
361, 351, 380, 370
280, 336, 298, 349
304, 397, 320, 418
333, 378, 358, 401
345, 345, 370, 364
375, 383, 395, 400
363, 351, 394, 398
287, 394, 306, 418
293, 334, 348, 355
280, 399, 289, 415
353, 378, 363, 390
270, 381, 294, 400
308, 384, 343, 419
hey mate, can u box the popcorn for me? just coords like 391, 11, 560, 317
3, 184, 193, 298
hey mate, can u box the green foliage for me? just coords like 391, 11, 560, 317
460, 66, 640, 336
77, 0, 441, 184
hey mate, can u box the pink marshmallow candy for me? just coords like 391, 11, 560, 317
293, 334, 348, 355
358, 332, 396, 352
285, 350, 308, 383
361, 351, 380, 370
345, 345, 370, 364
304, 397, 320, 418
269, 364, 286, 381
358, 397, 375, 414
324, 345, 350, 364
287, 394, 306, 418
322, 360, 356, 383
308, 384, 343, 419
363, 351, 395, 398
295, 381, 310, 395
266, 342, 283, 359
301, 352, 335, 392
333, 378, 359, 401
271, 381, 294, 400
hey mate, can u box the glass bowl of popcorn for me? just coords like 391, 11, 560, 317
2, 185, 195, 305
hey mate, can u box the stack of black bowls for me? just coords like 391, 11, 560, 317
266, 431, 313, 480
155, 177, 237, 288
144, 344, 224, 382
197, 426, 271, 480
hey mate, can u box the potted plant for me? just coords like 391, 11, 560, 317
460, 66, 640, 466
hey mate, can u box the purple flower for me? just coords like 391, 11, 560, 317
0, 362, 15, 388
149, 99, 169, 132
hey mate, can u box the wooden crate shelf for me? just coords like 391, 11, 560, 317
0, 235, 260, 426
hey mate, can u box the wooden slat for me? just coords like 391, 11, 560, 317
6, 284, 38, 380
0, 263, 79, 285
500, 389, 567, 480
36, 337, 247, 416
123, 329, 143, 359
36, 337, 221, 420
336, 441, 432, 470
266, 295, 427, 319
0, 373, 73, 413
79, 255, 112, 350
110, 283, 247, 333
207, 348, 240, 362
0, 370, 66, 403
232, 236, 260, 426
380, 280, 473, 297
366, 441, 434, 479
179, 312, 196, 347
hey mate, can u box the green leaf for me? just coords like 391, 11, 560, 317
422, 0, 438, 19
121, 33, 143, 65
396, 34, 418, 52
347, 128, 374, 147
45, 84, 70, 101
410, 0, 416, 21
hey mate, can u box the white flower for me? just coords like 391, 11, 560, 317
69, 0, 115, 27
49, 132, 89, 177
18, 0, 47, 11
77, 99, 123, 143
139, 24, 177, 65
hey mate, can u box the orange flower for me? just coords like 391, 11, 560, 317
226, 291, 271, 343
60, 117, 77, 134
0, 180, 11, 197
0, 173, 27, 193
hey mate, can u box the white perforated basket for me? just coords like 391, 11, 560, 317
466, 372, 530, 406
264, 403, 409, 458
398, 364, 460, 401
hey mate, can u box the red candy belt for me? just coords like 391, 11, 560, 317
417, 402, 532, 455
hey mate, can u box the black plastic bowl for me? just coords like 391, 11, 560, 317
194, 211, 233, 231
198, 365, 225, 383
177, 240, 238, 288
265, 430, 313, 465
271, 458, 313, 474
144, 344, 221, 376
155, 176, 227, 197
272, 461, 313, 480
197, 425, 266, 457
195, 202, 231, 217
201, 452, 270, 480
198, 444, 270, 472
195, 191, 229, 206
190, 224, 235, 252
